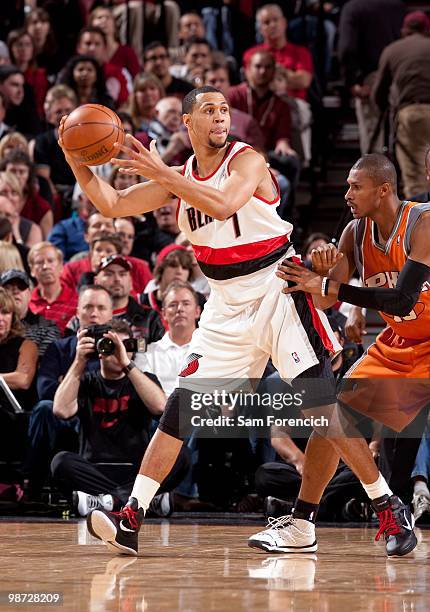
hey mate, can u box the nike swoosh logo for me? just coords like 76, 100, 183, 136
120, 520, 135, 533
402, 511, 413, 531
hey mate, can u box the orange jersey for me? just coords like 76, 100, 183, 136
353, 200, 430, 339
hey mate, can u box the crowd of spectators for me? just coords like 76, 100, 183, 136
0, 1, 428, 524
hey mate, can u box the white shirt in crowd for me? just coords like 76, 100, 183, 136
135, 332, 191, 397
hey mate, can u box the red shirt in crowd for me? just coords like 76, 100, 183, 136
109, 45, 141, 78
61, 255, 153, 296
24, 66, 49, 117
29, 283, 78, 334
21, 192, 51, 225
227, 82, 291, 151
243, 41, 313, 100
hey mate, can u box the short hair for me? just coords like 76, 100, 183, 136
144, 41, 167, 59
0, 64, 23, 84
351, 154, 397, 191
110, 318, 132, 337
302, 232, 330, 257
77, 25, 107, 46
184, 36, 211, 54
0, 132, 28, 159
0, 170, 23, 200
90, 232, 123, 254
154, 249, 194, 283
44, 84, 77, 109
182, 85, 222, 114
84, 210, 115, 232
256, 3, 285, 22
78, 283, 113, 305
247, 49, 276, 68
28, 241, 64, 266
162, 280, 199, 307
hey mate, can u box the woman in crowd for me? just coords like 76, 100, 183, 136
88, 6, 140, 80
0, 242, 25, 275
58, 55, 114, 109
24, 7, 65, 79
7, 28, 49, 118
141, 247, 205, 314
0, 132, 29, 160
0, 171, 42, 247
127, 73, 165, 133
0, 287, 38, 410
0, 150, 53, 238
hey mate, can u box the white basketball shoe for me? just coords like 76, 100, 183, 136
248, 515, 317, 553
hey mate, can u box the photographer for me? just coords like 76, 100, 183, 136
51, 319, 188, 517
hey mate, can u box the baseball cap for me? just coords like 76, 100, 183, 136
403, 10, 430, 33
155, 244, 187, 267
97, 254, 132, 274
0, 269, 31, 289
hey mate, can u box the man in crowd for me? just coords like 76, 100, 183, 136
62, 232, 152, 296
338, 0, 404, 154
148, 96, 192, 166
95, 254, 164, 345
204, 63, 265, 149
372, 10, 430, 198
136, 280, 200, 396
143, 41, 193, 99
0, 269, 60, 356
228, 50, 299, 195
28, 241, 78, 335
244, 4, 313, 101
170, 37, 213, 88
31, 84, 78, 210
25, 285, 113, 499
48, 189, 96, 261
51, 319, 187, 518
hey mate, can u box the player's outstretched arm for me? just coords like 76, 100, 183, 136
58, 120, 176, 218
111, 137, 267, 220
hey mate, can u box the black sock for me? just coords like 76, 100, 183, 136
292, 499, 319, 523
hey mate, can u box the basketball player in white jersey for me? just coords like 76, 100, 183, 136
58, 87, 416, 558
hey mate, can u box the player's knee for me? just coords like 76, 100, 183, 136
158, 388, 191, 441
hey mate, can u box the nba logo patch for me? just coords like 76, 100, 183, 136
291, 352, 300, 363
397, 235, 401, 245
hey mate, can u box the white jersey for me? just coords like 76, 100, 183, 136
177, 141, 295, 303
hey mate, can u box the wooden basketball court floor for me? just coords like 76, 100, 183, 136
0, 519, 429, 611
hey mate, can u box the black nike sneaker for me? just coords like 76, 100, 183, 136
87, 497, 144, 556
372, 494, 417, 557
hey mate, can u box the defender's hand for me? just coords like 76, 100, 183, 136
277, 260, 323, 295
311, 243, 343, 276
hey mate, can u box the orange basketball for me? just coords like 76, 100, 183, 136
62, 104, 125, 166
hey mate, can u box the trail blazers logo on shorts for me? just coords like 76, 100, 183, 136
179, 353, 203, 377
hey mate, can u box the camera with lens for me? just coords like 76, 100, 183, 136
86, 324, 139, 357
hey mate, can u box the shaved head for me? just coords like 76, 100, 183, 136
351, 154, 397, 192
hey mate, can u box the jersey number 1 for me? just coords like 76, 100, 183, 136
230, 212, 241, 238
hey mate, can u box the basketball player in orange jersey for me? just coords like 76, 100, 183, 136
58, 89, 417, 558
255, 152, 430, 553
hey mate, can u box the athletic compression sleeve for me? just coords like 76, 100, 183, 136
337, 259, 430, 317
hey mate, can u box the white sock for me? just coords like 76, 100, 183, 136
131, 474, 160, 512
101, 494, 114, 511
414, 480, 430, 497
360, 473, 392, 500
